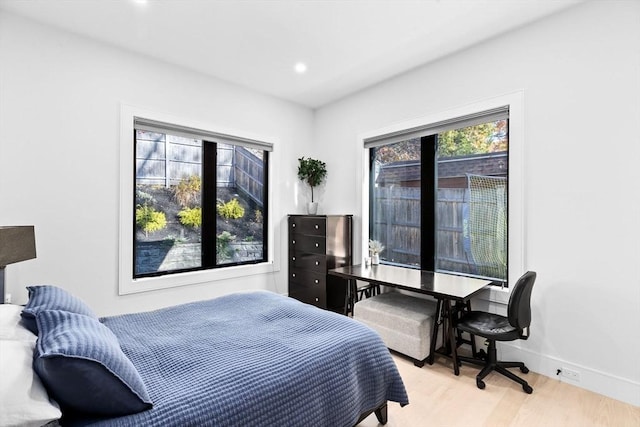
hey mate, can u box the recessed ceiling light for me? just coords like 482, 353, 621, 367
294, 62, 308, 74
133, 0, 148, 5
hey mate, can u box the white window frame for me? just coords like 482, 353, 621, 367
118, 104, 280, 295
356, 92, 525, 303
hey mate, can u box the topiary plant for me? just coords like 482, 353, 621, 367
217, 198, 245, 220
136, 205, 167, 236
297, 157, 327, 203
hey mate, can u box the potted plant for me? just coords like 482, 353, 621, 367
368, 239, 385, 265
297, 157, 327, 214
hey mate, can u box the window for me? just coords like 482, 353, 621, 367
119, 106, 278, 295
132, 117, 270, 279
367, 107, 509, 284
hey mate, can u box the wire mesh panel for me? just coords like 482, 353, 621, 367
465, 174, 507, 281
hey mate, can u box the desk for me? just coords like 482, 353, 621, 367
328, 264, 491, 375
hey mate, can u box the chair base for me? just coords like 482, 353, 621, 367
458, 340, 533, 394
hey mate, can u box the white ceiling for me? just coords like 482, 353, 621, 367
0, 0, 584, 108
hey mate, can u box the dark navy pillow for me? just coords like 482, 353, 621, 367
21, 285, 97, 334
34, 310, 153, 416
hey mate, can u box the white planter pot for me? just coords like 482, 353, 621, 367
371, 253, 380, 265
307, 202, 318, 215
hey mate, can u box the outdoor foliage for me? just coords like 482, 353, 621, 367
135, 188, 156, 206
216, 231, 236, 262
297, 157, 327, 202
438, 120, 507, 157
136, 205, 167, 236
217, 198, 245, 220
178, 207, 202, 228
254, 209, 263, 224
173, 175, 201, 207
374, 139, 421, 163
135, 186, 261, 245
374, 120, 507, 163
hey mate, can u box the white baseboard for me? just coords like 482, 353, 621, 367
473, 294, 639, 407
499, 342, 640, 407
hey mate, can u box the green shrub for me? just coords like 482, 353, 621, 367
136, 205, 167, 236
254, 209, 263, 224
135, 188, 155, 206
217, 198, 245, 220
216, 231, 236, 262
178, 207, 202, 228
173, 175, 201, 207
164, 234, 187, 244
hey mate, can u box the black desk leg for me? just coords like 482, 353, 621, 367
343, 279, 357, 316
444, 299, 460, 376
427, 298, 443, 365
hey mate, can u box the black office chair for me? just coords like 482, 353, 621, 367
456, 271, 536, 394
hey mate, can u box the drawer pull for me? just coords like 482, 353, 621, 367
292, 273, 296, 278
315, 261, 319, 266
315, 224, 319, 229
292, 256, 296, 261
314, 279, 319, 284
315, 297, 319, 302
315, 243, 319, 248
292, 223, 296, 228
292, 239, 296, 244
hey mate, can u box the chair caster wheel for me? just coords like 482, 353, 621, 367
520, 366, 529, 374
523, 384, 533, 394
476, 379, 486, 390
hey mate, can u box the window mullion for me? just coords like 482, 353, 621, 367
261, 152, 270, 261
201, 141, 217, 267
421, 135, 437, 270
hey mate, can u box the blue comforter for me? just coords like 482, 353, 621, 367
65, 291, 408, 426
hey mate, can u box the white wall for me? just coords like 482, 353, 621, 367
0, 12, 314, 315
314, 1, 640, 406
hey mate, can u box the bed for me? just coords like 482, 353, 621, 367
1, 286, 408, 426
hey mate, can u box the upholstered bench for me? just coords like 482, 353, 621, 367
354, 291, 440, 367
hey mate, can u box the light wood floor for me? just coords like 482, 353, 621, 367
359, 353, 640, 427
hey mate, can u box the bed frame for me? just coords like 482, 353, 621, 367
356, 402, 388, 425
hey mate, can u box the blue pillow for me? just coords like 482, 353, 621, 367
21, 285, 97, 334
33, 310, 153, 416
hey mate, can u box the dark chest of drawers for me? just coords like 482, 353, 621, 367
288, 215, 352, 312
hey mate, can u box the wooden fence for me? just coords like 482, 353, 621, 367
371, 186, 478, 275
234, 147, 265, 205
135, 133, 202, 187
371, 186, 421, 266
136, 135, 264, 206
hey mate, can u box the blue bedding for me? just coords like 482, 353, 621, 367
65, 291, 408, 426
